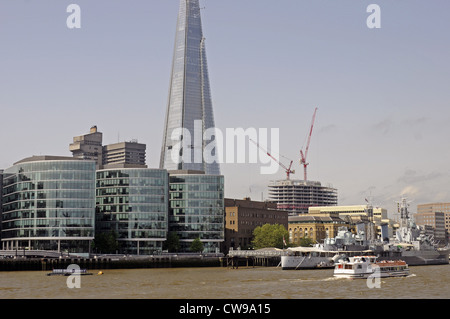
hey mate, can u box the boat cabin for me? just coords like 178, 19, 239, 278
335, 256, 377, 270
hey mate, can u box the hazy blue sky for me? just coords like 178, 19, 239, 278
1, 1, 449, 217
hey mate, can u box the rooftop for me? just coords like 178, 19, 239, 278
14, 155, 89, 165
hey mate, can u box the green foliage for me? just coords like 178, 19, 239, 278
252, 224, 289, 249
164, 232, 181, 253
93, 231, 118, 254
298, 236, 314, 247
190, 237, 204, 253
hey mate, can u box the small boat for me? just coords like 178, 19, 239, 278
333, 255, 410, 279
47, 268, 93, 276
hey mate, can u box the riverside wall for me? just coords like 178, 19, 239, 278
0, 255, 224, 271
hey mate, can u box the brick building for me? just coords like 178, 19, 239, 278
223, 198, 288, 254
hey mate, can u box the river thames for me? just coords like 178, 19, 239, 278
0, 264, 449, 299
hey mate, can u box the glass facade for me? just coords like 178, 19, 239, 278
1, 159, 96, 253
169, 173, 224, 253
160, 0, 221, 175
96, 168, 169, 255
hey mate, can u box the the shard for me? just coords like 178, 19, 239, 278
160, 0, 220, 175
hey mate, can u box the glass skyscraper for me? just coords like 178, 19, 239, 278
160, 0, 220, 175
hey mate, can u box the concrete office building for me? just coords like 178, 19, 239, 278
168, 170, 224, 253
417, 202, 450, 215
160, 0, 220, 175
415, 210, 447, 245
417, 203, 450, 241
69, 126, 103, 168
1, 156, 96, 254
268, 179, 338, 215
223, 198, 288, 253
95, 167, 169, 255
70, 126, 147, 169
102, 141, 146, 168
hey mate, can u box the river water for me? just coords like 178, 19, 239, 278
0, 264, 449, 299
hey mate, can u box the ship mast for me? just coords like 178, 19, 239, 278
395, 197, 413, 243
397, 197, 411, 229
365, 198, 375, 243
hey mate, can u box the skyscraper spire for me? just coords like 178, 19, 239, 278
160, 0, 220, 175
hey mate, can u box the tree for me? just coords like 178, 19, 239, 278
93, 231, 118, 254
190, 237, 204, 253
298, 236, 314, 247
252, 224, 289, 249
164, 232, 180, 253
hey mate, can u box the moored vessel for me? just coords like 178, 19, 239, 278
47, 268, 93, 276
280, 247, 341, 270
282, 198, 449, 269
375, 198, 450, 266
281, 227, 370, 270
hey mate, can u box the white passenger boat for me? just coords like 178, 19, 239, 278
333, 256, 410, 279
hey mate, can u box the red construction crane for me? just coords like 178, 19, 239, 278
300, 107, 318, 181
250, 139, 295, 180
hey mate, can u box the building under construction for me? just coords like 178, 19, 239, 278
264, 108, 337, 215
268, 179, 338, 215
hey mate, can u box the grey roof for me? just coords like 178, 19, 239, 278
14, 155, 89, 165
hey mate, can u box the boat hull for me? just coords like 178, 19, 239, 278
334, 269, 410, 279
377, 249, 449, 266
282, 248, 449, 270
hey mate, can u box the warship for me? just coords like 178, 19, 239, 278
281, 198, 449, 269
281, 227, 371, 269
374, 198, 449, 266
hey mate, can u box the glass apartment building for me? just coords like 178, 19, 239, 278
1, 156, 96, 253
95, 168, 169, 255
169, 171, 224, 253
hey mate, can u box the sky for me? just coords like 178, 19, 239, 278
1, 0, 449, 218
